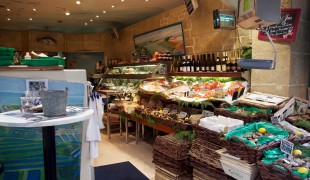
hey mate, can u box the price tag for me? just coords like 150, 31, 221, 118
163, 108, 169, 114
170, 110, 178, 114
202, 110, 214, 118
280, 139, 294, 155
270, 116, 280, 123
178, 111, 188, 119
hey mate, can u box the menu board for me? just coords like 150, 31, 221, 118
258, 9, 301, 42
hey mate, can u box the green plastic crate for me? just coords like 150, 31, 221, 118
39, 57, 65, 66
0, 60, 14, 66
0, 47, 15, 52
20, 59, 60, 66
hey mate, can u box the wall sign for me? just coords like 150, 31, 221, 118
258, 9, 301, 42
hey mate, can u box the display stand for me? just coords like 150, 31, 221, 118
0, 108, 94, 180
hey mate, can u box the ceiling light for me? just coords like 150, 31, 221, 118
121, 0, 125, 1
7, 18, 11, 21
111, 5, 115, 8
145, 0, 149, 1
75, 0, 81, 5
103, 10, 106, 13
90, 19, 93, 22
33, 8, 36, 11
85, 22, 88, 25
29, 18, 32, 21
96, 15, 99, 18
65, 12, 70, 16
7, 8, 10, 11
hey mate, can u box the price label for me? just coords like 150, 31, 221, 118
170, 110, 178, 114
163, 108, 169, 114
280, 139, 294, 155
178, 111, 188, 119
202, 110, 214, 118
270, 116, 280, 123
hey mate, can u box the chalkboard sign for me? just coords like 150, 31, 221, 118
280, 139, 294, 155
258, 9, 301, 42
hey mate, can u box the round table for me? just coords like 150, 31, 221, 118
0, 107, 94, 180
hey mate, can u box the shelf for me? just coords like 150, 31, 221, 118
169, 71, 242, 78
108, 61, 171, 68
0, 66, 64, 71
103, 74, 154, 79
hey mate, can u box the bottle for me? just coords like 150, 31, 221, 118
196, 55, 201, 72
182, 56, 187, 72
221, 52, 227, 72
186, 55, 191, 72
201, 54, 206, 72
191, 55, 195, 72
24, 52, 31, 59
230, 51, 237, 72
206, 54, 212, 72
226, 51, 231, 72
236, 50, 243, 72
177, 56, 182, 72
215, 52, 221, 72
211, 53, 216, 72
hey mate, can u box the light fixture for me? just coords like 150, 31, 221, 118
145, 0, 149, 1
65, 12, 70, 16
111, 5, 115, 8
103, 10, 106, 13
75, 0, 81, 5
85, 22, 88, 25
121, 0, 125, 2
90, 19, 93, 22
7, 18, 11, 21
6, 8, 10, 11
33, 8, 37, 11
96, 15, 99, 18
29, 17, 33, 21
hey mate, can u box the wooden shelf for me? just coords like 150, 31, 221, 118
0, 66, 64, 71
108, 61, 171, 68
169, 71, 242, 78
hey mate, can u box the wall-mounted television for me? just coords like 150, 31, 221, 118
184, 0, 198, 15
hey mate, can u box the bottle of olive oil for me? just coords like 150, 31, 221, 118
206, 54, 211, 72
221, 52, 227, 72
230, 50, 237, 72
226, 51, 231, 72
191, 55, 195, 72
196, 55, 201, 72
186, 55, 191, 72
215, 52, 222, 72
210, 53, 216, 72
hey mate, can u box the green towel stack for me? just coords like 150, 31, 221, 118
0, 47, 15, 66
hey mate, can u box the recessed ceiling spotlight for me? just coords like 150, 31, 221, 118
111, 5, 115, 8
7, 18, 11, 21
75, 0, 81, 5
96, 15, 99, 18
29, 17, 33, 21
145, 0, 149, 1
85, 22, 88, 25
103, 10, 106, 13
65, 12, 70, 16
121, 0, 125, 2
7, 8, 11, 11
33, 8, 37, 11
90, 19, 93, 22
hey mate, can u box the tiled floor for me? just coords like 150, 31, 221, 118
93, 129, 156, 179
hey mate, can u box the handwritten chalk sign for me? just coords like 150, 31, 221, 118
280, 139, 294, 155
258, 9, 301, 42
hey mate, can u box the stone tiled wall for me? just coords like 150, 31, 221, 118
251, 0, 310, 98
103, 0, 252, 61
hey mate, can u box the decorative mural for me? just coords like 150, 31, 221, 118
0, 77, 85, 180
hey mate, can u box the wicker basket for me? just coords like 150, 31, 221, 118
192, 124, 227, 147
190, 158, 229, 180
153, 134, 191, 161
189, 138, 223, 170
153, 149, 191, 175
214, 108, 265, 124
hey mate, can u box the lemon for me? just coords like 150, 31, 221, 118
295, 130, 303, 136
185, 117, 189, 121
258, 128, 267, 134
297, 167, 309, 175
293, 149, 302, 156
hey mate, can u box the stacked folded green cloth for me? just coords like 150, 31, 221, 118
0, 47, 15, 65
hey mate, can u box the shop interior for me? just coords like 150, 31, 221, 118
0, 0, 309, 180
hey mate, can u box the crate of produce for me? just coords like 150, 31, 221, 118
214, 106, 272, 124
189, 138, 223, 170
20, 58, 65, 66
153, 134, 191, 161
192, 115, 244, 146
257, 136, 310, 180
225, 122, 293, 164
191, 158, 230, 180
237, 92, 289, 111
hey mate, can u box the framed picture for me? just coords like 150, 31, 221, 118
258, 8, 301, 42
26, 79, 48, 91
134, 22, 186, 58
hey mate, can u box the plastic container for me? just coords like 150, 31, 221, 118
41, 89, 68, 117
20, 59, 59, 66
199, 115, 244, 133
0, 60, 13, 66
24, 52, 31, 59
220, 159, 259, 180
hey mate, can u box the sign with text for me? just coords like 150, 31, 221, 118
280, 139, 294, 155
258, 9, 301, 42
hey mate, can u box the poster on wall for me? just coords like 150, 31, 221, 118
258, 8, 301, 42
134, 22, 186, 59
